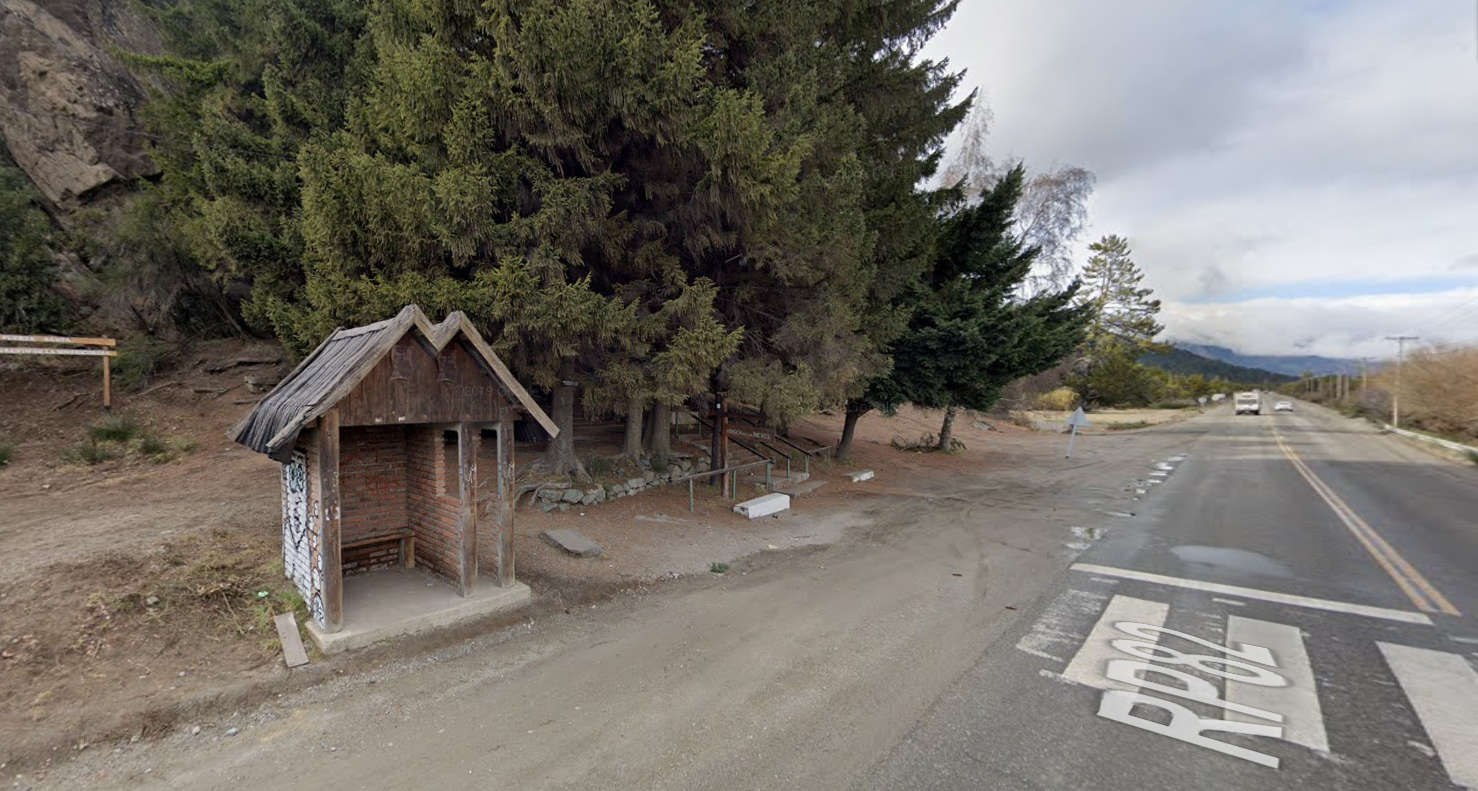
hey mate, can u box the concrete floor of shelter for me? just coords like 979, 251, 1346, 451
305, 568, 531, 655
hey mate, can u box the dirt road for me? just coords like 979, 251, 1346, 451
26, 416, 1200, 791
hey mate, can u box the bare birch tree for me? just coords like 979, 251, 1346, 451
941, 105, 1096, 296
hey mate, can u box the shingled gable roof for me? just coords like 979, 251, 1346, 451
227, 305, 558, 461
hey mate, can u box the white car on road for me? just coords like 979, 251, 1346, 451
1275, 400, 1294, 412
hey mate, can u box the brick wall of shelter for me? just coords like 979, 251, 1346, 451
405, 426, 474, 585
338, 426, 409, 574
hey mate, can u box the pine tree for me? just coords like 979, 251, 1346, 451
0, 159, 67, 333
880, 165, 1090, 450
1078, 234, 1164, 354
1068, 234, 1167, 407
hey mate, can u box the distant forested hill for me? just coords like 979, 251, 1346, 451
1173, 343, 1357, 377
1141, 346, 1297, 385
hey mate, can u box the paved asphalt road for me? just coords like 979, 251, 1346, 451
861, 401, 1478, 791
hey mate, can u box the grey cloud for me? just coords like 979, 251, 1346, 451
928, 1, 1478, 356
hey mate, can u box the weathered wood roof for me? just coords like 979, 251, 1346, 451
227, 305, 557, 461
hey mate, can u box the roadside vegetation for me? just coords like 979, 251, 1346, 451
63, 413, 197, 465
1285, 345, 1478, 444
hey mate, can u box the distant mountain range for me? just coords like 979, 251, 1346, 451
1140, 346, 1297, 385
1172, 343, 1361, 377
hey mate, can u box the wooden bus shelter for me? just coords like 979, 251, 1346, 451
227, 305, 557, 634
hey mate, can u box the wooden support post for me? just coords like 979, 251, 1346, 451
318, 409, 343, 633
102, 351, 111, 410
495, 410, 516, 588
709, 397, 724, 487
457, 421, 478, 596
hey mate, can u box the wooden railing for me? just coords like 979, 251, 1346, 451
0, 334, 118, 408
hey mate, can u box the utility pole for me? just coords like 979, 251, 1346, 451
1360, 358, 1369, 394
1385, 336, 1418, 428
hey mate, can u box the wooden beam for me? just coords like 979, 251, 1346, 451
496, 410, 515, 588
102, 353, 111, 410
318, 409, 344, 633
0, 334, 116, 346
457, 421, 478, 596
0, 347, 118, 357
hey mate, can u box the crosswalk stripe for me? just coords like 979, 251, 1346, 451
1225, 616, 1329, 753
1062, 595, 1168, 690
1379, 643, 1478, 789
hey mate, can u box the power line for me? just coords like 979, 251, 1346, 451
1393, 290, 1478, 338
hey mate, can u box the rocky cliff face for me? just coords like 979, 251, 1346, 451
0, 0, 159, 208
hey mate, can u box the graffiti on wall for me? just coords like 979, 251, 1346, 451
281, 451, 325, 626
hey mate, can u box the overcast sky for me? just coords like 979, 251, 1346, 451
926, 0, 1478, 360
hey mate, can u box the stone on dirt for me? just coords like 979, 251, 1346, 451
845, 470, 875, 483
561, 489, 584, 504
627, 477, 645, 490
540, 529, 604, 558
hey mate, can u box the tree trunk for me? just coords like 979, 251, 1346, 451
649, 402, 672, 459
837, 399, 870, 460
709, 396, 723, 486
641, 404, 656, 452
937, 405, 958, 452
622, 396, 644, 460
541, 359, 588, 480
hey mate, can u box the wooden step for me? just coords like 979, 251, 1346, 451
779, 479, 826, 498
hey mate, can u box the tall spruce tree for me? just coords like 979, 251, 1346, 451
879, 165, 1090, 450
676, 0, 874, 427
292, 0, 751, 477
126, 0, 370, 337
828, 0, 972, 459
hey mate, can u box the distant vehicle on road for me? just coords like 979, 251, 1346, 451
1275, 400, 1294, 412
1211, 393, 1227, 402
1234, 391, 1261, 415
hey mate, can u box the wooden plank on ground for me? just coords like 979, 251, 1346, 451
274, 612, 310, 668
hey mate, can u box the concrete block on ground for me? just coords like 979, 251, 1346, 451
846, 469, 875, 482
734, 492, 790, 519
541, 528, 604, 558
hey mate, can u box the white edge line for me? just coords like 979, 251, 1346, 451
1071, 563, 1433, 625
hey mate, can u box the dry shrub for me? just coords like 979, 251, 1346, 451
1389, 346, 1478, 440
1033, 387, 1079, 411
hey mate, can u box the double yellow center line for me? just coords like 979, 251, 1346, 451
1273, 429, 1460, 617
